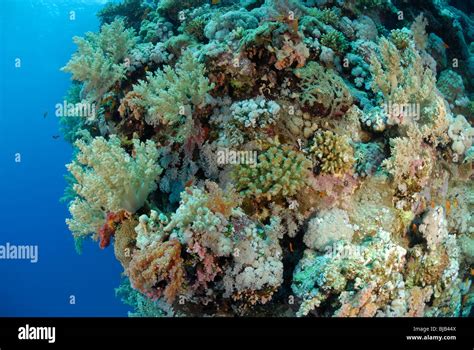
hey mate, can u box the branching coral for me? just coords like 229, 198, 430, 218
62, 19, 137, 102
66, 135, 161, 238
295, 61, 353, 117
130, 50, 214, 130
310, 130, 355, 175
233, 144, 312, 201
383, 129, 433, 209
370, 37, 436, 113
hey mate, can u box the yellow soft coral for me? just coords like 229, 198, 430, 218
370, 37, 436, 106
310, 130, 354, 175
66, 135, 161, 237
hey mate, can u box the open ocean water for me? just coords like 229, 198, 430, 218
0, 0, 129, 316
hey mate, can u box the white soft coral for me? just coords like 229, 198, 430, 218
66, 135, 161, 237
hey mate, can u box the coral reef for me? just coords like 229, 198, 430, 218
310, 130, 354, 175
66, 134, 161, 239
62, 0, 474, 318
233, 143, 312, 202
62, 19, 137, 102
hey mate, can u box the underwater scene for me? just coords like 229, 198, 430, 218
1, 0, 474, 318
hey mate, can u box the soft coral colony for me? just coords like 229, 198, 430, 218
61, 0, 474, 317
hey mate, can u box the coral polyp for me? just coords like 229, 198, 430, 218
62, 0, 474, 317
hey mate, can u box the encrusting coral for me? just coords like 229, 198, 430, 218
61, 0, 474, 318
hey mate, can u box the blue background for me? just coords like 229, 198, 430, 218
0, 0, 129, 316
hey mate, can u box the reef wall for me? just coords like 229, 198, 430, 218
61, 0, 474, 317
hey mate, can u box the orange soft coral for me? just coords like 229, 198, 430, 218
127, 240, 185, 303
98, 210, 129, 249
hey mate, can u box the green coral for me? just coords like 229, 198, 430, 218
233, 145, 312, 201
320, 30, 348, 54
354, 141, 385, 177
61, 19, 137, 102
316, 8, 340, 26
467, 100, 474, 116
131, 50, 213, 132
310, 130, 355, 175
436, 69, 466, 104
158, 0, 208, 24
116, 278, 174, 317
183, 16, 207, 42
355, 0, 387, 9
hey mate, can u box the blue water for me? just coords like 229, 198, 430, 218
0, 0, 129, 316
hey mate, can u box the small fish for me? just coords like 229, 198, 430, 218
185, 179, 194, 188
471, 268, 474, 276
43, 111, 48, 118
412, 223, 418, 233
430, 200, 436, 209
52, 135, 60, 140
442, 41, 450, 49
453, 198, 458, 208
445, 200, 451, 215
289, 242, 294, 253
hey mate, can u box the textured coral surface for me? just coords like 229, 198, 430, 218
62, 0, 474, 317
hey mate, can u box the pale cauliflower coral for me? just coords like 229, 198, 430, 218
304, 208, 355, 251
223, 218, 283, 302
165, 182, 240, 257
448, 115, 474, 156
